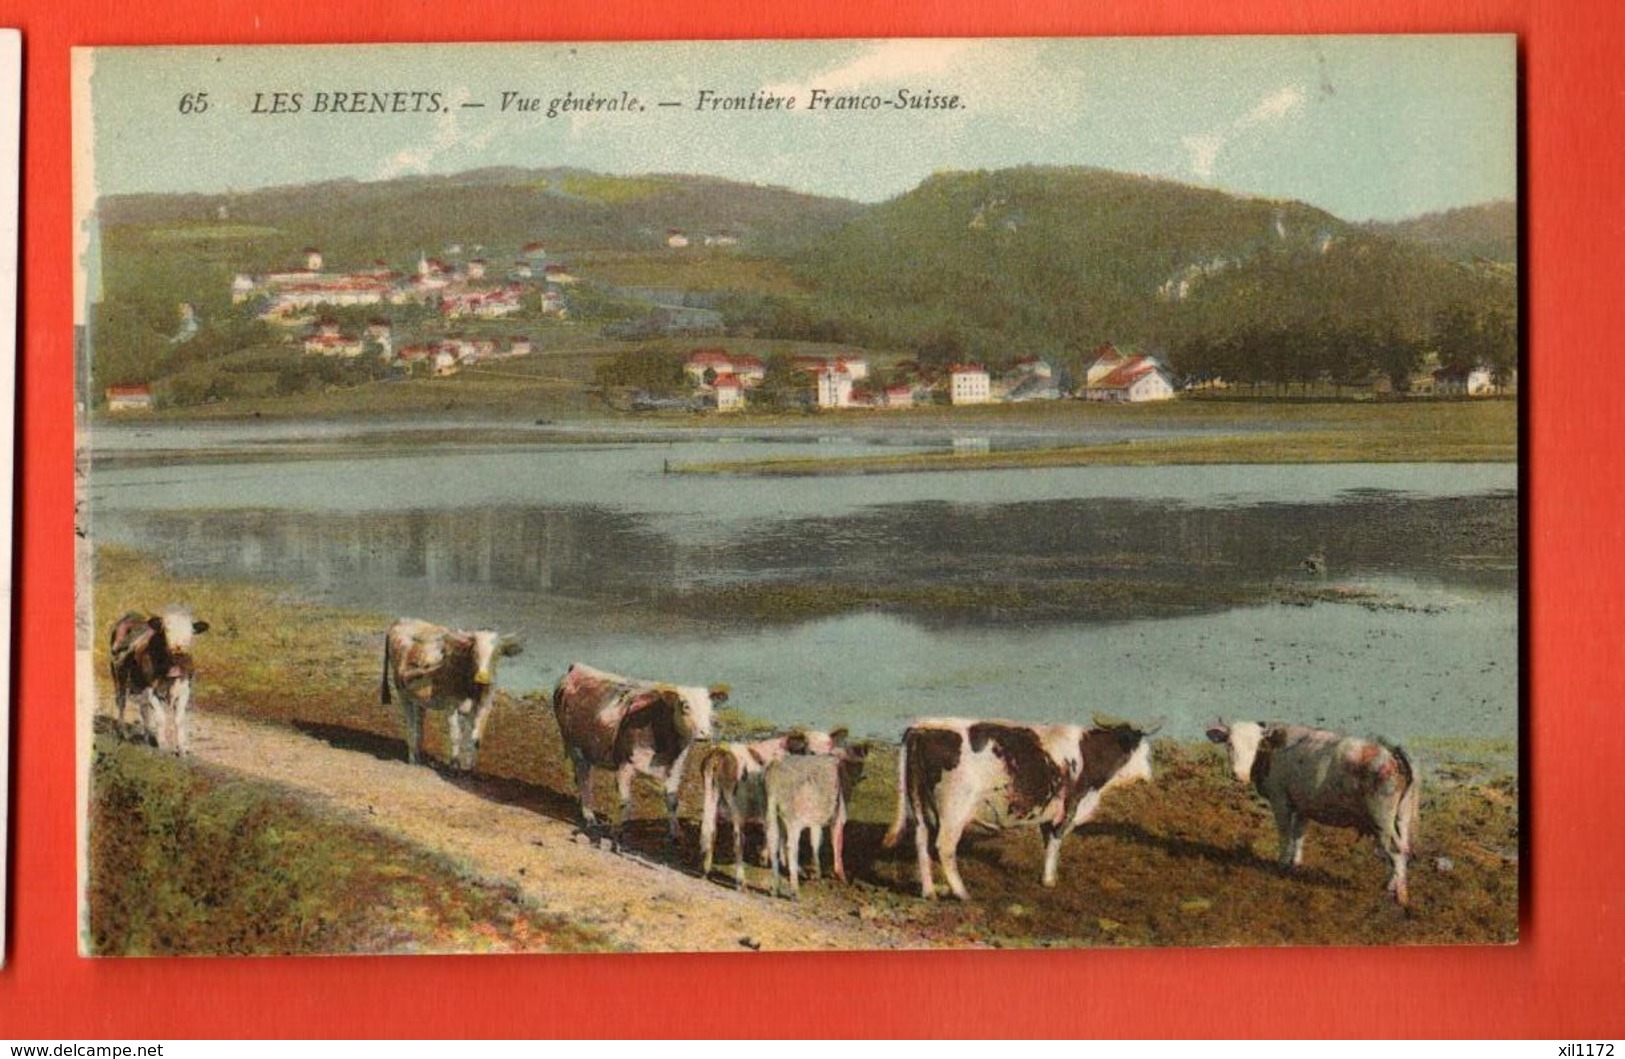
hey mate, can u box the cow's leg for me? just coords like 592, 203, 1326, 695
1044, 790, 1101, 887
570, 752, 599, 832
787, 824, 805, 899
614, 765, 636, 849
914, 815, 937, 899
468, 697, 496, 772
398, 691, 424, 765
936, 817, 972, 901
112, 670, 128, 735
767, 808, 784, 898
731, 809, 748, 891
172, 679, 192, 756
833, 799, 849, 884
1272, 802, 1299, 869
142, 689, 165, 750
699, 768, 720, 878
1288, 816, 1307, 868
662, 783, 682, 847
807, 825, 824, 881
448, 709, 468, 771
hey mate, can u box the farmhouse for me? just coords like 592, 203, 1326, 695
814, 364, 856, 409
949, 364, 992, 405
1433, 365, 1501, 396
1084, 343, 1130, 385
1082, 354, 1177, 402
105, 384, 154, 412
712, 374, 745, 411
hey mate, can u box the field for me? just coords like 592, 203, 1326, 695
671, 398, 1519, 472
87, 546, 1520, 953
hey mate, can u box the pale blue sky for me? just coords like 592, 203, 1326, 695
81, 36, 1515, 221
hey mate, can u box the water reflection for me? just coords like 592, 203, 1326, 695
99, 489, 1516, 621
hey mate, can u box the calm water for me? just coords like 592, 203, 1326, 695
88, 422, 1519, 749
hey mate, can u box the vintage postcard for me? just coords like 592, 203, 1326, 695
73, 38, 1518, 955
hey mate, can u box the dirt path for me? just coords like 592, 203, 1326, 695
184, 712, 899, 953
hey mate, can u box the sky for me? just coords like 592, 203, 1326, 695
76, 36, 1515, 222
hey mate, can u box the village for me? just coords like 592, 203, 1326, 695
99, 234, 1511, 415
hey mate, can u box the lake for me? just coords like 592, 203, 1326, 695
87, 420, 1519, 753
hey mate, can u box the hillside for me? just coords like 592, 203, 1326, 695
773, 167, 1515, 382
781, 166, 1350, 359
1368, 201, 1517, 266
98, 167, 865, 267
86, 163, 1518, 409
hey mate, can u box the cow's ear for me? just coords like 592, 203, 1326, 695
499, 639, 523, 657
1205, 725, 1229, 744
708, 684, 730, 706
829, 726, 849, 747
784, 731, 809, 755
148, 616, 165, 632
192, 620, 210, 635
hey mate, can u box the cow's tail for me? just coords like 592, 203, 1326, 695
1390, 744, 1421, 854
883, 730, 913, 848
380, 634, 393, 706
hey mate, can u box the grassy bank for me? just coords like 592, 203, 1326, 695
673, 400, 1518, 475
87, 735, 612, 956
91, 546, 1519, 948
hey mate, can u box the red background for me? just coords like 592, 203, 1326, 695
3, 0, 1621, 1039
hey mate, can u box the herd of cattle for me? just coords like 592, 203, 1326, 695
108, 607, 1422, 907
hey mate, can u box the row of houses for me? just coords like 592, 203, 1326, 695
665, 230, 739, 249
234, 247, 571, 323
682, 345, 1174, 412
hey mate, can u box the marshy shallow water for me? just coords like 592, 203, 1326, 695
88, 422, 1518, 758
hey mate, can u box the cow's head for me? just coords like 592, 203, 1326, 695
154, 608, 209, 679
1206, 720, 1266, 783
786, 726, 848, 757
837, 741, 870, 791
469, 632, 522, 687
670, 683, 725, 742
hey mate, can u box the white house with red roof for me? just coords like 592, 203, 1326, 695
949, 364, 992, 405
1082, 354, 1177, 402
712, 373, 745, 411
1084, 343, 1131, 386
105, 384, 154, 412
684, 348, 734, 386
815, 364, 855, 409
885, 383, 916, 409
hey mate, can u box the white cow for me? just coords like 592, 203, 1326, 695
551, 662, 726, 847
381, 618, 522, 770
698, 728, 850, 888
1206, 720, 1420, 907
109, 607, 210, 754
764, 747, 869, 899
884, 717, 1156, 900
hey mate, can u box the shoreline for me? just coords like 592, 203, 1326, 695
85, 546, 1518, 951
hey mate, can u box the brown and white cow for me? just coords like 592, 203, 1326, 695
883, 717, 1156, 900
764, 746, 869, 899
109, 608, 210, 753
381, 618, 522, 771
551, 662, 727, 847
1206, 720, 1420, 907
698, 728, 850, 889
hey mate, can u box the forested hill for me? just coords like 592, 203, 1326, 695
772, 167, 1515, 374
97, 167, 865, 266
1367, 201, 1517, 266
